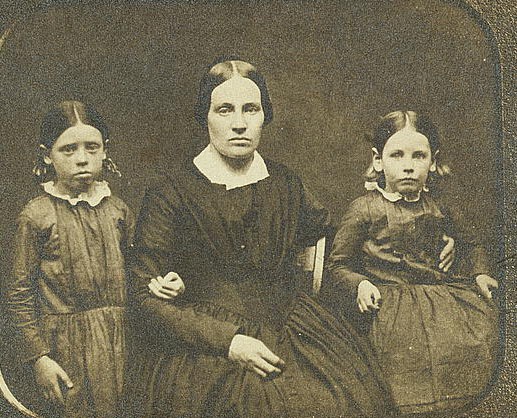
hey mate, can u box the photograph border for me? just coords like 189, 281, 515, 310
0, 0, 515, 416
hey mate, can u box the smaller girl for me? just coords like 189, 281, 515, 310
324, 110, 499, 415
6, 101, 134, 418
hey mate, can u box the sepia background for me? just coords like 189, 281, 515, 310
0, 0, 514, 416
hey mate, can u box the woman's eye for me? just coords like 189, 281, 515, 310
414, 152, 427, 159
217, 107, 232, 115
390, 151, 403, 158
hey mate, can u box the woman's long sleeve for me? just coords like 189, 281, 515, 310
441, 205, 492, 278
6, 215, 50, 363
325, 199, 372, 298
129, 185, 240, 356
296, 184, 332, 247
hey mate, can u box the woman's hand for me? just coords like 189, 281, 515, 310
33, 355, 73, 405
439, 234, 455, 272
357, 280, 381, 313
475, 274, 499, 299
228, 334, 286, 379
148, 271, 185, 300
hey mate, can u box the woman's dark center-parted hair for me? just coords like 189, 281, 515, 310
194, 57, 274, 128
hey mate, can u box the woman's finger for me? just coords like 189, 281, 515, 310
148, 282, 172, 299
158, 289, 179, 298
254, 357, 282, 376
161, 281, 184, 293
251, 366, 268, 378
260, 348, 285, 369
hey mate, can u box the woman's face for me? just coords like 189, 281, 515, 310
207, 76, 264, 160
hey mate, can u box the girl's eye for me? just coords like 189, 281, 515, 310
413, 152, 427, 159
86, 143, 102, 152
390, 151, 403, 158
244, 104, 261, 114
60, 145, 76, 154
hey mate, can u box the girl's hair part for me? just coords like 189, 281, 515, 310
33, 100, 121, 181
194, 56, 273, 128
364, 110, 451, 187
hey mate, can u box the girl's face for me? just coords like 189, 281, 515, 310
44, 123, 106, 196
207, 76, 264, 161
374, 127, 436, 198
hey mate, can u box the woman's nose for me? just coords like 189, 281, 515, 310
231, 111, 247, 134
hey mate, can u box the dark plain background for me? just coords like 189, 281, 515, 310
0, 0, 506, 417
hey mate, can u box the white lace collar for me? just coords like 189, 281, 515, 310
41, 180, 111, 207
365, 181, 428, 203
193, 144, 270, 190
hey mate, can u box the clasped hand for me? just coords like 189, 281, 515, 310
148, 271, 185, 300
228, 334, 286, 379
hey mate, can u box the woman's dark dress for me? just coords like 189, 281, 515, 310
324, 190, 499, 414
124, 160, 395, 418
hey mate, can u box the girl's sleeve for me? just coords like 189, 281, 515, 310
324, 198, 372, 298
6, 215, 50, 363
128, 184, 240, 356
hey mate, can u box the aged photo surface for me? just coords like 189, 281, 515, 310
0, 0, 515, 417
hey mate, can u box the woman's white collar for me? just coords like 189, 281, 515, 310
193, 144, 269, 190
41, 180, 111, 206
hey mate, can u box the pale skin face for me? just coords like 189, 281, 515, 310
44, 123, 106, 196
373, 126, 436, 200
207, 76, 264, 166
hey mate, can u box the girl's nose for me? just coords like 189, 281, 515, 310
402, 158, 415, 172
75, 149, 88, 165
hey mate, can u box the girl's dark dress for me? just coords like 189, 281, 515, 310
6, 185, 134, 418
124, 160, 395, 418
325, 190, 499, 414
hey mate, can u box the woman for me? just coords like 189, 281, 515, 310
124, 57, 396, 418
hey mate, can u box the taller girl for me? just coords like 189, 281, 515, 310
6, 101, 133, 417
325, 110, 499, 415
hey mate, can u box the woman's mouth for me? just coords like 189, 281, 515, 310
74, 172, 92, 178
229, 138, 252, 146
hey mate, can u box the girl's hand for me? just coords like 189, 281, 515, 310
33, 356, 73, 405
228, 334, 286, 379
357, 280, 382, 313
148, 271, 185, 300
439, 234, 455, 272
475, 274, 499, 299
